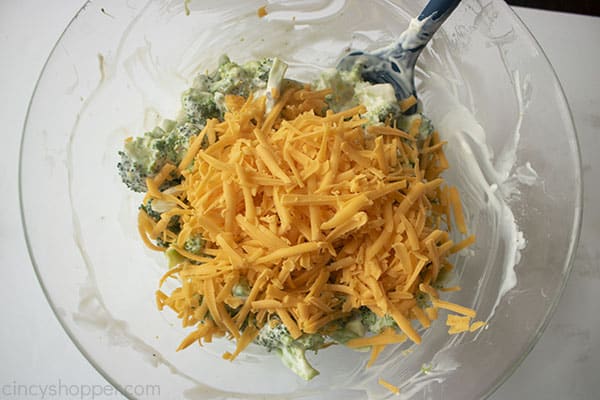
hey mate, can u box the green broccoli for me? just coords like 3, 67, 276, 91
314, 67, 403, 125
117, 126, 189, 192
175, 121, 202, 139
231, 277, 251, 298
397, 113, 434, 139
254, 322, 293, 350
206, 55, 272, 97
254, 321, 325, 380
326, 315, 366, 344
354, 82, 401, 125
163, 234, 205, 267
138, 199, 162, 221
183, 235, 205, 255
165, 247, 185, 267
314, 66, 362, 112
181, 88, 222, 125
118, 56, 279, 193
244, 57, 274, 83
139, 199, 181, 234
138, 200, 182, 252
359, 306, 397, 334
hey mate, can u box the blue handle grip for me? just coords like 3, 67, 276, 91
418, 0, 461, 21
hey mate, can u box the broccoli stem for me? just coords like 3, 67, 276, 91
276, 344, 320, 381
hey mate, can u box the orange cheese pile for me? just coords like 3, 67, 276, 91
140, 85, 478, 359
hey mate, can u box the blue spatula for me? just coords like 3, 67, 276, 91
337, 0, 461, 114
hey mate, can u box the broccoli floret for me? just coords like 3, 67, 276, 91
244, 57, 273, 82
182, 57, 274, 123
254, 321, 324, 380
415, 291, 431, 309
118, 56, 278, 193
314, 67, 402, 125
359, 306, 397, 334
117, 126, 188, 192
207, 58, 244, 96
117, 150, 147, 193
176, 122, 202, 139
231, 277, 250, 298
139, 199, 162, 221
367, 102, 401, 125
165, 247, 185, 267
354, 82, 401, 125
326, 315, 366, 344
164, 235, 204, 267
254, 321, 293, 350
183, 235, 205, 255
161, 118, 177, 132
139, 199, 182, 249
182, 88, 222, 125
397, 113, 434, 139
293, 331, 325, 351
197, 55, 272, 99
277, 345, 320, 381
314, 66, 361, 112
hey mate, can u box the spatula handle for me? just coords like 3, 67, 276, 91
418, 0, 461, 32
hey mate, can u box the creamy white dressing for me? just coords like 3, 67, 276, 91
422, 71, 531, 309
397, 16, 433, 50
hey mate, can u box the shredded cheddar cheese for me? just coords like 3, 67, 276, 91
257, 5, 268, 18
378, 377, 400, 395
142, 84, 477, 365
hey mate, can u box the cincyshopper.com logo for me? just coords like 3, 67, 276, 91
1, 380, 160, 399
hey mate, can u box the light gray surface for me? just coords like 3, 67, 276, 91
1, 2, 598, 399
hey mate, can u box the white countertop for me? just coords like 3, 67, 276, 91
1, 2, 598, 399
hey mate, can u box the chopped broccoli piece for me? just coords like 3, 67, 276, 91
175, 122, 202, 139
293, 331, 325, 350
277, 344, 320, 381
117, 126, 188, 192
325, 315, 366, 344
254, 321, 293, 350
199, 55, 272, 99
314, 67, 403, 125
183, 235, 205, 255
421, 363, 433, 374
254, 321, 324, 380
139, 199, 161, 221
243, 57, 273, 82
118, 56, 278, 193
163, 235, 204, 267
397, 113, 434, 139
314, 66, 361, 112
359, 306, 397, 333
354, 82, 401, 125
165, 247, 185, 267
415, 291, 431, 309
153, 237, 170, 249
182, 88, 222, 125
138, 199, 181, 249
232, 277, 251, 298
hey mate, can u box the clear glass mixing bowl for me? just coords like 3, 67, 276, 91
20, 0, 582, 399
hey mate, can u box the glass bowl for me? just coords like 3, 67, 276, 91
20, 0, 582, 399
